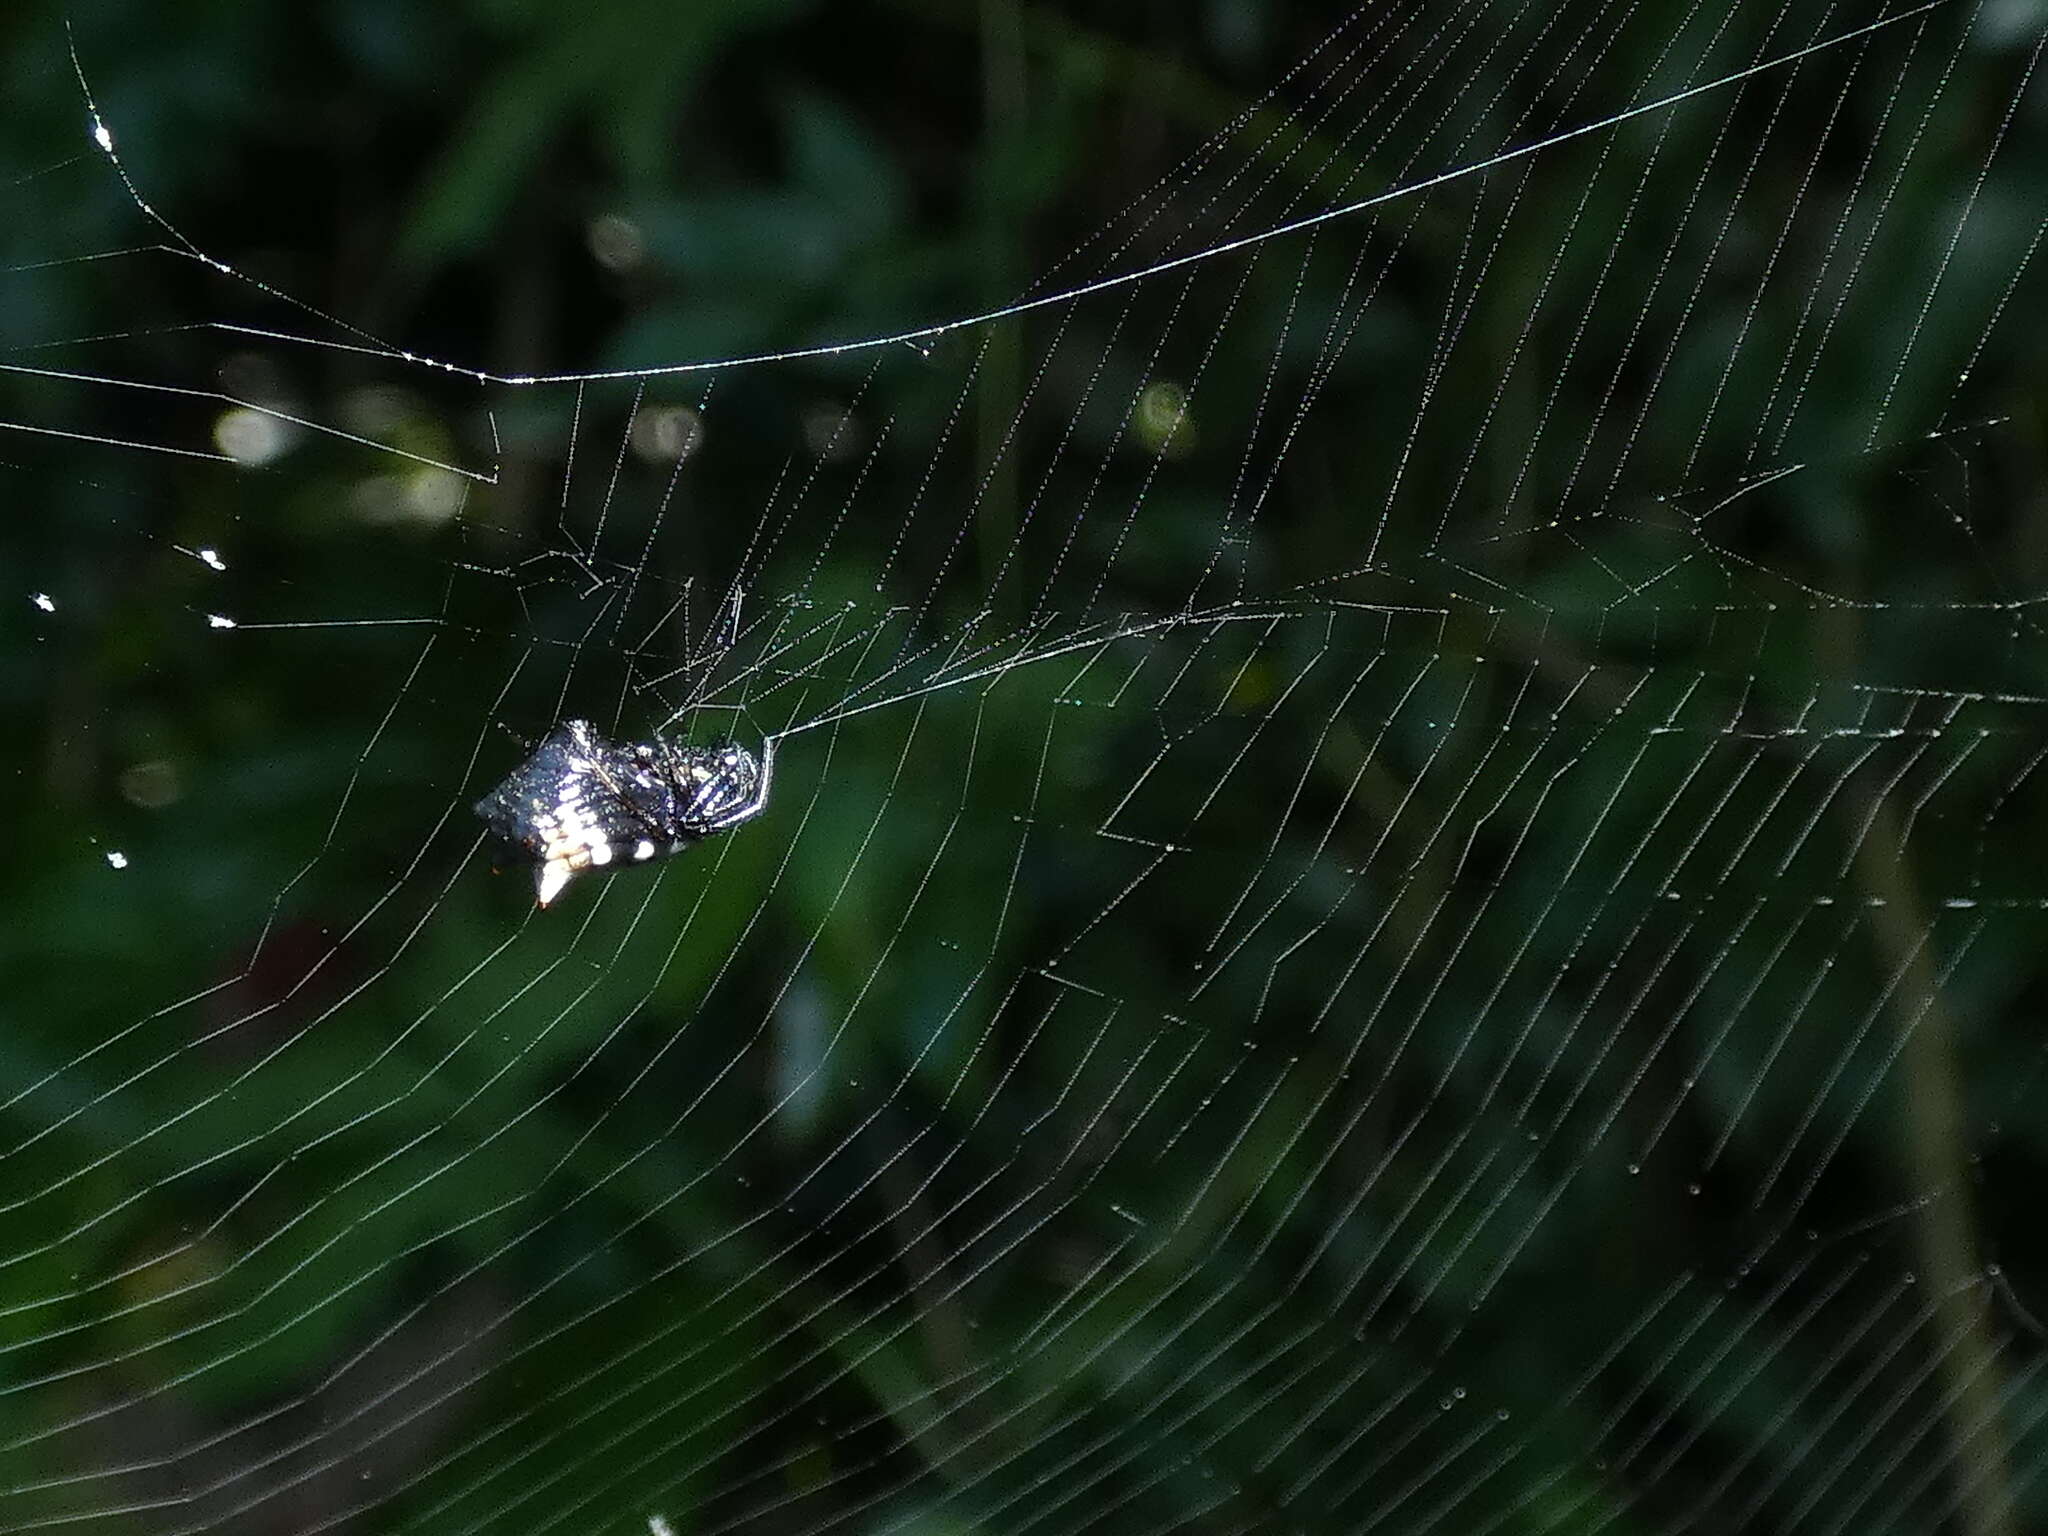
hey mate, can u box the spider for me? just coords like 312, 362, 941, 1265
474, 719, 772, 906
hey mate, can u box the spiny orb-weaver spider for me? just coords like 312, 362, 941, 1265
474, 719, 772, 906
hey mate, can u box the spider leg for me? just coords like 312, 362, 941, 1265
695, 735, 774, 832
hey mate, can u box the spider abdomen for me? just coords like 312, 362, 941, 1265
474, 719, 768, 905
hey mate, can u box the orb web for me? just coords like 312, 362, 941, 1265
3, 4, 2047, 1534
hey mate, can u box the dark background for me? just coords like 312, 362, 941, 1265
4, 2, 2048, 1533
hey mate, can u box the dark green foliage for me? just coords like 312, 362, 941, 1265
3, 3, 2047, 1533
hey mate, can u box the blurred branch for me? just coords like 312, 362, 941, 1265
1854, 788, 2014, 1536
977, 0, 1026, 602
